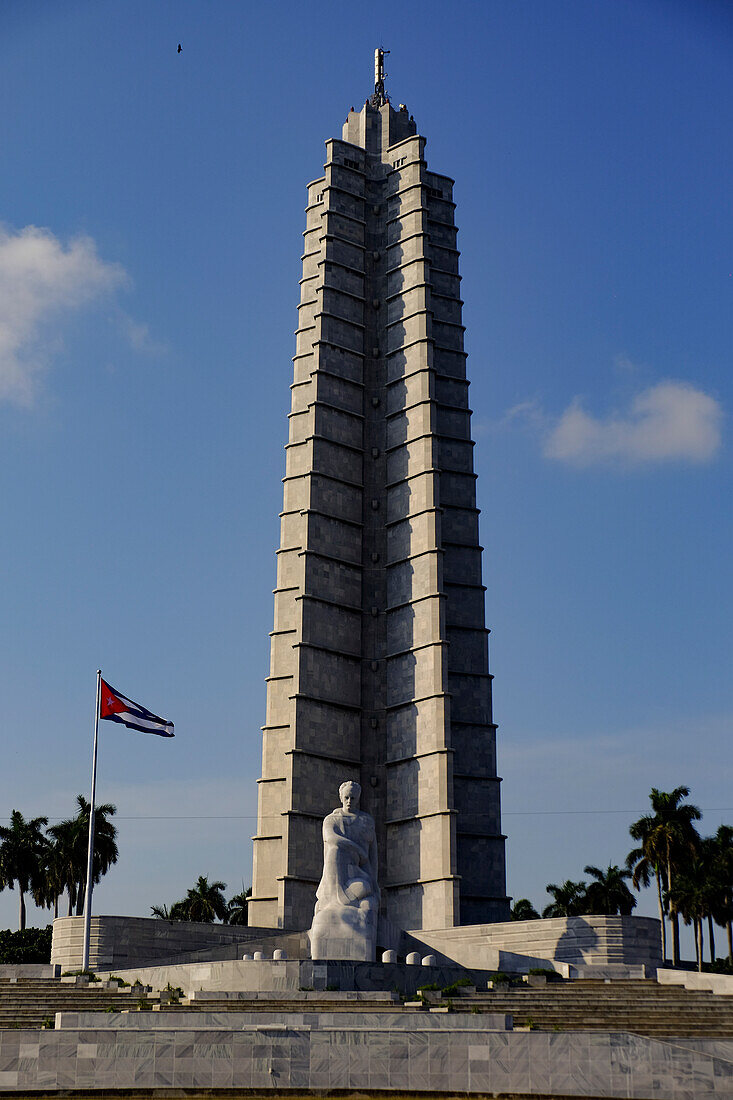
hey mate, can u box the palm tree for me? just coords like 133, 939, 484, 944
627, 836, 667, 962
542, 880, 588, 918
32, 835, 66, 919
510, 898, 540, 921
74, 796, 118, 914
583, 864, 637, 916
711, 825, 733, 964
183, 876, 228, 923
629, 787, 701, 966
47, 795, 118, 915
46, 817, 82, 916
151, 900, 189, 920
0, 810, 49, 930
227, 887, 252, 926
697, 836, 726, 965
151, 897, 199, 921
669, 857, 709, 972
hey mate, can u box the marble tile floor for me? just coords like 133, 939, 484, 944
0, 1020, 731, 1097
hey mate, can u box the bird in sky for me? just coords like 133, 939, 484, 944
177, 43, 182, 54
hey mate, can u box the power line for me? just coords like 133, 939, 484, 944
4, 808, 732, 822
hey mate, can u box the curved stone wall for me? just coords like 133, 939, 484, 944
51, 916, 278, 972
407, 915, 662, 971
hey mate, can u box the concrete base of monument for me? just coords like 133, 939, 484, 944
309, 903, 378, 961
52, 912, 661, 976
93, 957, 502, 996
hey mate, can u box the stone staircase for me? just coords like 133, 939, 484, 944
456, 979, 733, 1038
105, 979, 733, 1038
0, 977, 161, 1029
3, 975, 733, 1038
158, 982, 733, 1037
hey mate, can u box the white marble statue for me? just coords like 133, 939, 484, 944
309, 781, 380, 961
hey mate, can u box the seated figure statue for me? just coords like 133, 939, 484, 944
309, 780, 380, 961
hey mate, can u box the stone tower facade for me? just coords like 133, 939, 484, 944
249, 69, 509, 934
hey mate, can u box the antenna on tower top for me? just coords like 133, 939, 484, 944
373, 47, 390, 106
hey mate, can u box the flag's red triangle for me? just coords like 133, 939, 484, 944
100, 679, 127, 718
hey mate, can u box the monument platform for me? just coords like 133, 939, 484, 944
3, 969, 733, 1095
52, 912, 663, 976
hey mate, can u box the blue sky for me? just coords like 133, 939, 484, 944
0, 0, 731, 950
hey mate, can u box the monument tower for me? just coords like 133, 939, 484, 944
249, 51, 509, 934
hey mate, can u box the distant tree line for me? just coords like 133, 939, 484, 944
0, 797, 118, 930
151, 877, 251, 926
0, 803, 252, 935
510, 786, 733, 972
0, 927, 52, 964
511, 863, 637, 922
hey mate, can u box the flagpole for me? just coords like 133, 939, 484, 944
81, 670, 102, 972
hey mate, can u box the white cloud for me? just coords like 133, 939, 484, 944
501, 398, 546, 429
118, 312, 167, 357
544, 381, 724, 466
613, 354, 638, 375
0, 224, 126, 404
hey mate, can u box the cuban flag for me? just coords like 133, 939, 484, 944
99, 679, 175, 737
